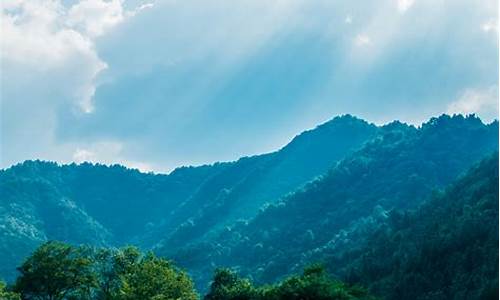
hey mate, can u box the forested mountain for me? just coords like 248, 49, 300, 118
332, 153, 499, 299
0, 114, 378, 282
0, 161, 226, 282
0, 114, 498, 298
151, 115, 378, 250
166, 114, 498, 290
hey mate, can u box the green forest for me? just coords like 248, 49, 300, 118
0, 114, 498, 299
1, 241, 375, 299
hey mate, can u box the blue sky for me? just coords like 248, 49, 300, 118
1, 0, 498, 172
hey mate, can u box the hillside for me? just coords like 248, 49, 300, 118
151, 115, 378, 250
0, 114, 379, 282
0, 161, 226, 281
166, 114, 498, 290
0, 114, 497, 292
323, 153, 499, 299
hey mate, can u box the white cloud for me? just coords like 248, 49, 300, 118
0, 0, 152, 168
447, 86, 499, 122
481, 19, 498, 33
66, 0, 125, 38
1, 0, 109, 113
397, 0, 415, 13
354, 34, 371, 46
1, 0, 150, 112
72, 141, 155, 172
1, 1, 97, 68
73, 148, 95, 162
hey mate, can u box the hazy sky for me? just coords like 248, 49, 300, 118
1, 0, 498, 172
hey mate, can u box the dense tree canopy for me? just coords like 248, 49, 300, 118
204, 265, 376, 300
337, 154, 499, 299
169, 115, 498, 289
0, 281, 20, 300
14, 241, 96, 300
12, 242, 198, 300
6, 243, 377, 300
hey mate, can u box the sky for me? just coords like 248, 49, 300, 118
1, 0, 498, 172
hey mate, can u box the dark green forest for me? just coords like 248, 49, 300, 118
1, 242, 375, 299
0, 114, 498, 299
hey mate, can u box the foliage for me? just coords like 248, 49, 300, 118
205, 268, 258, 300
120, 252, 197, 300
337, 154, 499, 300
14, 241, 96, 300
0, 281, 20, 300
11, 242, 198, 300
204, 265, 376, 300
170, 115, 498, 289
0, 115, 377, 283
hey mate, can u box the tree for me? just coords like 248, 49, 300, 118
262, 264, 375, 300
204, 268, 257, 300
0, 281, 20, 300
204, 265, 375, 300
12, 242, 199, 300
120, 252, 197, 300
14, 241, 97, 300
92, 246, 141, 300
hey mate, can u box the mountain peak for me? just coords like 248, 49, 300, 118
421, 113, 485, 130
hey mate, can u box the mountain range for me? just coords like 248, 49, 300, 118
1, 114, 498, 298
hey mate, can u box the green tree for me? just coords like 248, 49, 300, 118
0, 281, 20, 300
204, 265, 375, 300
14, 241, 97, 300
262, 265, 374, 300
204, 268, 258, 300
92, 246, 141, 300
120, 252, 197, 300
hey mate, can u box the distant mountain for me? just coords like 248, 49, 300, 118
0, 114, 379, 282
165, 114, 498, 291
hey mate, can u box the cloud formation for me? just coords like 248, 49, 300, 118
1, 0, 498, 172
447, 86, 499, 122
1, 0, 153, 168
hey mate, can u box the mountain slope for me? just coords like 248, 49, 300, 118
0, 161, 225, 281
0, 114, 379, 282
167, 114, 498, 290
0, 114, 497, 289
153, 115, 378, 250
334, 153, 499, 299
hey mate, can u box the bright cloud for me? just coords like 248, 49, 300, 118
482, 19, 498, 33
66, 0, 125, 38
72, 141, 154, 172
354, 34, 372, 46
397, 0, 415, 13
447, 86, 499, 122
1, 0, 153, 168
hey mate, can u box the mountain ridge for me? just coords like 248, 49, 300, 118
0, 113, 498, 291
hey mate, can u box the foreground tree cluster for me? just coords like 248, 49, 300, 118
2, 241, 373, 300
205, 265, 375, 300
4, 241, 196, 300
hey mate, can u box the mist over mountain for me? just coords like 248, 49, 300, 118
0, 114, 498, 299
